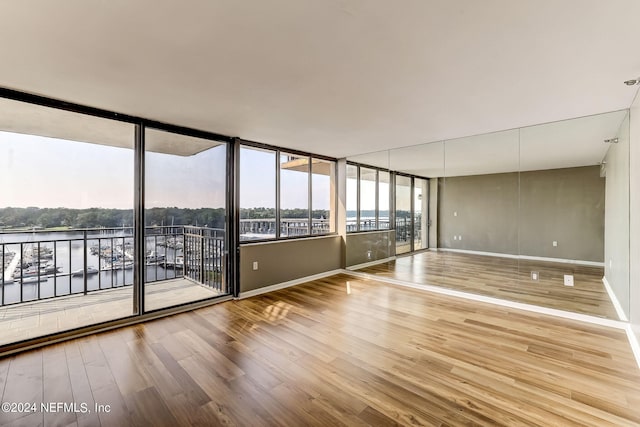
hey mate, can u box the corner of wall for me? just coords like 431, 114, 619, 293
629, 93, 640, 340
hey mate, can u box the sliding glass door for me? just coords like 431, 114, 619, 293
143, 129, 228, 312
413, 177, 428, 250
0, 98, 136, 345
395, 175, 429, 254
395, 175, 412, 254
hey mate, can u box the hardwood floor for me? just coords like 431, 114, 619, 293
1, 274, 638, 426
356, 251, 618, 319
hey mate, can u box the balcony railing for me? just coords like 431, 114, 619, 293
1, 226, 225, 306
239, 218, 333, 240
239, 217, 403, 238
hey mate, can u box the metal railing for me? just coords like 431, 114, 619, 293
394, 217, 422, 245
239, 218, 332, 240
0, 225, 225, 306
183, 226, 226, 293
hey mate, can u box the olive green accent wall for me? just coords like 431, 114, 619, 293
239, 236, 342, 293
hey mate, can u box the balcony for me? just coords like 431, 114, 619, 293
0, 226, 226, 345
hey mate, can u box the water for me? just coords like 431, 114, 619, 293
1, 230, 183, 305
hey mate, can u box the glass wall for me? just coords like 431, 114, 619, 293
395, 175, 412, 254
144, 129, 227, 312
0, 97, 135, 345
351, 111, 630, 321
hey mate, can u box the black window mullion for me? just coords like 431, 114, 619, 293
308, 156, 312, 235
134, 123, 145, 315
410, 177, 415, 253
275, 150, 281, 239
356, 166, 361, 232
375, 170, 380, 230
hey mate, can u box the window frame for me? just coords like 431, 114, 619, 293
239, 140, 337, 243
346, 161, 395, 234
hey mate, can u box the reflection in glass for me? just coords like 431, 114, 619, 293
441, 130, 520, 254
395, 175, 412, 254
363, 112, 629, 321
240, 147, 276, 240
359, 167, 376, 231
346, 164, 358, 232
145, 129, 227, 312
280, 153, 309, 237
379, 171, 390, 230
414, 178, 428, 250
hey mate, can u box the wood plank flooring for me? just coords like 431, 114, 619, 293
1, 274, 638, 426
357, 251, 618, 319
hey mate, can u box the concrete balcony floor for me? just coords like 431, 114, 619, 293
0, 279, 222, 346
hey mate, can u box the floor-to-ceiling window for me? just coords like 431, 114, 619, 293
143, 128, 228, 312
0, 93, 233, 352
0, 97, 135, 345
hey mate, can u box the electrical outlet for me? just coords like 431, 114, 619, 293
553, 241, 558, 247
453, 235, 458, 241
367, 250, 372, 259
454, 211, 458, 217
458, 235, 462, 241
252, 261, 259, 271
563, 274, 574, 287
531, 271, 539, 281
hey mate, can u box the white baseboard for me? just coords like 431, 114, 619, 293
344, 269, 626, 329
625, 325, 640, 370
439, 248, 604, 267
237, 269, 343, 299
602, 276, 629, 321
346, 256, 396, 271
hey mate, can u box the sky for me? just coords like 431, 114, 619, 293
0, 131, 329, 211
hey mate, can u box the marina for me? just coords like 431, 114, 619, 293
0, 226, 225, 307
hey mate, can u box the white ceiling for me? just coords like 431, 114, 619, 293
0, 1, 639, 159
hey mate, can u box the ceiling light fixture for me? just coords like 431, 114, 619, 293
604, 138, 619, 143
624, 78, 640, 86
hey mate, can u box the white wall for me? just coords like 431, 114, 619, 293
604, 112, 630, 318
630, 92, 640, 340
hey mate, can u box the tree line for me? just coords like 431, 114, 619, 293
0, 207, 330, 230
